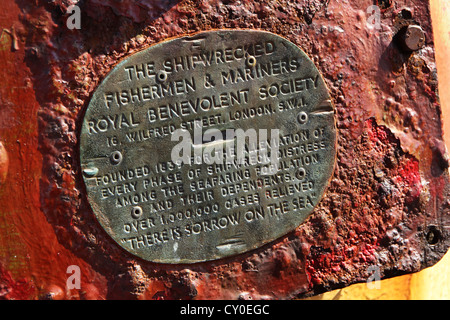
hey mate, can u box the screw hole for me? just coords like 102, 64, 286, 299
157, 70, 167, 82
131, 206, 143, 219
426, 226, 441, 245
296, 168, 306, 180
400, 9, 412, 20
110, 151, 123, 165
246, 55, 256, 67
297, 112, 308, 124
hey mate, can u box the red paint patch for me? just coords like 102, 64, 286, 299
0, 264, 35, 300
366, 118, 397, 145
396, 157, 422, 202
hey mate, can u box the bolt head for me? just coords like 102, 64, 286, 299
402, 25, 425, 51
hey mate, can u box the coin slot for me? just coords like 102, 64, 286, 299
312, 100, 334, 114
193, 129, 235, 147
82, 166, 98, 177
182, 34, 207, 42
110, 151, 123, 165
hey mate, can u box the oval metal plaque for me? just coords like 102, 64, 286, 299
80, 30, 336, 263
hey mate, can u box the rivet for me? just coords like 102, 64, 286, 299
40, 285, 65, 300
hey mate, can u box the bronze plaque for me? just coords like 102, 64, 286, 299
80, 30, 336, 263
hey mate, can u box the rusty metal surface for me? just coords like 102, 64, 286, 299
0, 0, 448, 299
